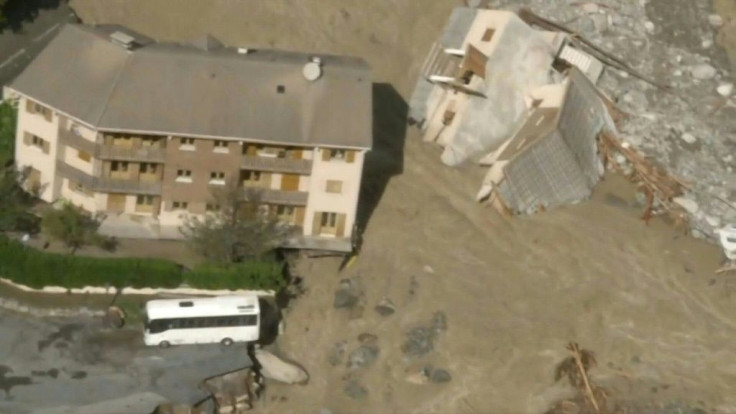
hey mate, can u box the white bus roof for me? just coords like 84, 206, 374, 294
145, 295, 260, 319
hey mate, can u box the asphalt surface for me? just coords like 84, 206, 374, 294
0, 1, 78, 93
0, 309, 252, 414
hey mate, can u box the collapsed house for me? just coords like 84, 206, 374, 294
409, 7, 612, 214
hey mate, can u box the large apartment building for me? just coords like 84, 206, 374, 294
5, 24, 372, 252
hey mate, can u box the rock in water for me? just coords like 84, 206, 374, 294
344, 380, 368, 400
254, 349, 309, 385
690, 64, 717, 80
348, 345, 380, 369
334, 289, 358, 309
374, 297, 396, 316
430, 369, 452, 383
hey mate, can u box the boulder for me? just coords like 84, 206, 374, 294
680, 133, 697, 145
708, 14, 724, 28
690, 64, 717, 80
717, 83, 734, 97
673, 197, 699, 214
254, 349, 309, 385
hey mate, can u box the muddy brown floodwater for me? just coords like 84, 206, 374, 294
67, 1, 736, 413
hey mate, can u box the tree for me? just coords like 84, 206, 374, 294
181, 183, 295, 264
0, 99, 17, 169
41, 202, 114, 253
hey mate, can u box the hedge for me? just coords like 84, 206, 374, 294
0, 235, 284, 290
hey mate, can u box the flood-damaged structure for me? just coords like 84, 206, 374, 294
409, 8, 613, 214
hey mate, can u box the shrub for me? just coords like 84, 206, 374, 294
185, 261, 286, 291
0, 234, 284, 291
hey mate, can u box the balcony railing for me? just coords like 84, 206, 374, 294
244, 188, 309, 206
98, 145, 166, 162
241, 155, 312, 174
58, 125, 98, 155
56, 162, 162, 195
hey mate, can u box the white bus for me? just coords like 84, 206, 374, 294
144, 295, 260, 348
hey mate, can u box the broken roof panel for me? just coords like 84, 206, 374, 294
10, 24, 373, 149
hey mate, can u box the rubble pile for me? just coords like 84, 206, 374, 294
492, 0, 736, 239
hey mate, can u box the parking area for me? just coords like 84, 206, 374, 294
0, 309, 252, 413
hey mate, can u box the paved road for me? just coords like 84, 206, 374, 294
0, 309, 252, 414
0, 2, 78, 92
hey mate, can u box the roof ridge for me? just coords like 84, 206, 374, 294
94, 50, 134, 126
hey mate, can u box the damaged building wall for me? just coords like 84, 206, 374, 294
439, 12, 556, 167
498, 129, 592, 214
493, 68, 609, 214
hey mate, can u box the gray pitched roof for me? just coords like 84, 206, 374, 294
11, 24, 373, 149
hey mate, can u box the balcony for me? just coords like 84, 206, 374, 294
244, 188, 309, 206
56, 162, 162, 195
58, 125, 98, 155
98, 145, 166, 162
241, 155, 312, 175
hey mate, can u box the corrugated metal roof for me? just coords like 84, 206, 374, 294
11, 24, 373, 149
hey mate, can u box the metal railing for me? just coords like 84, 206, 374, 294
56, 162, 162, 195
244, 188, 309, 206
57, 126, 98, 154
241, 155, 312, 174
98, 145, 166, 162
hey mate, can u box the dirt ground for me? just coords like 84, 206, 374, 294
68, 1, 736, 413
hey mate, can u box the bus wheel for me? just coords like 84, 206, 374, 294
221, 338, 234, 347
159, 341, 171, 349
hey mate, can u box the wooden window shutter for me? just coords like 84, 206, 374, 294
295, 207, 306, 226
43, 108, 52, 122
346, 150, 356, 163
26, 100, 35, 114
42, 140, 50, 154
336, 214, 346, 237
463, 44, 488, 79
322, 149, 332, 161
23, 132, 31, 145
312, 212, 322, 235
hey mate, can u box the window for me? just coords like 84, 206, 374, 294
111, 161, 129, 172
179, 137, 195, 150
136, 195, 154, 205
176, 169, 193, 183
325, 180, 343, 194
243, 170, 261, 182
277, 205, 295, 217
69, 181, 92, 196
141, 137, 158, 147
213, 140, 229, 153
26, 99, 53, 122
24, 132, 49, 154
321, 212, 337, 228
322, 149, 355, 163
482, 28, 495, 42
209, 171, 225, 185
77, 150, 91, 162
277, 85, 285, 94
172, 201, 188, 210
206, 203, 221, 212
140, 163, 158, 174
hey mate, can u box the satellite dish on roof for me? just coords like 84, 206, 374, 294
303, 57, 322, 82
